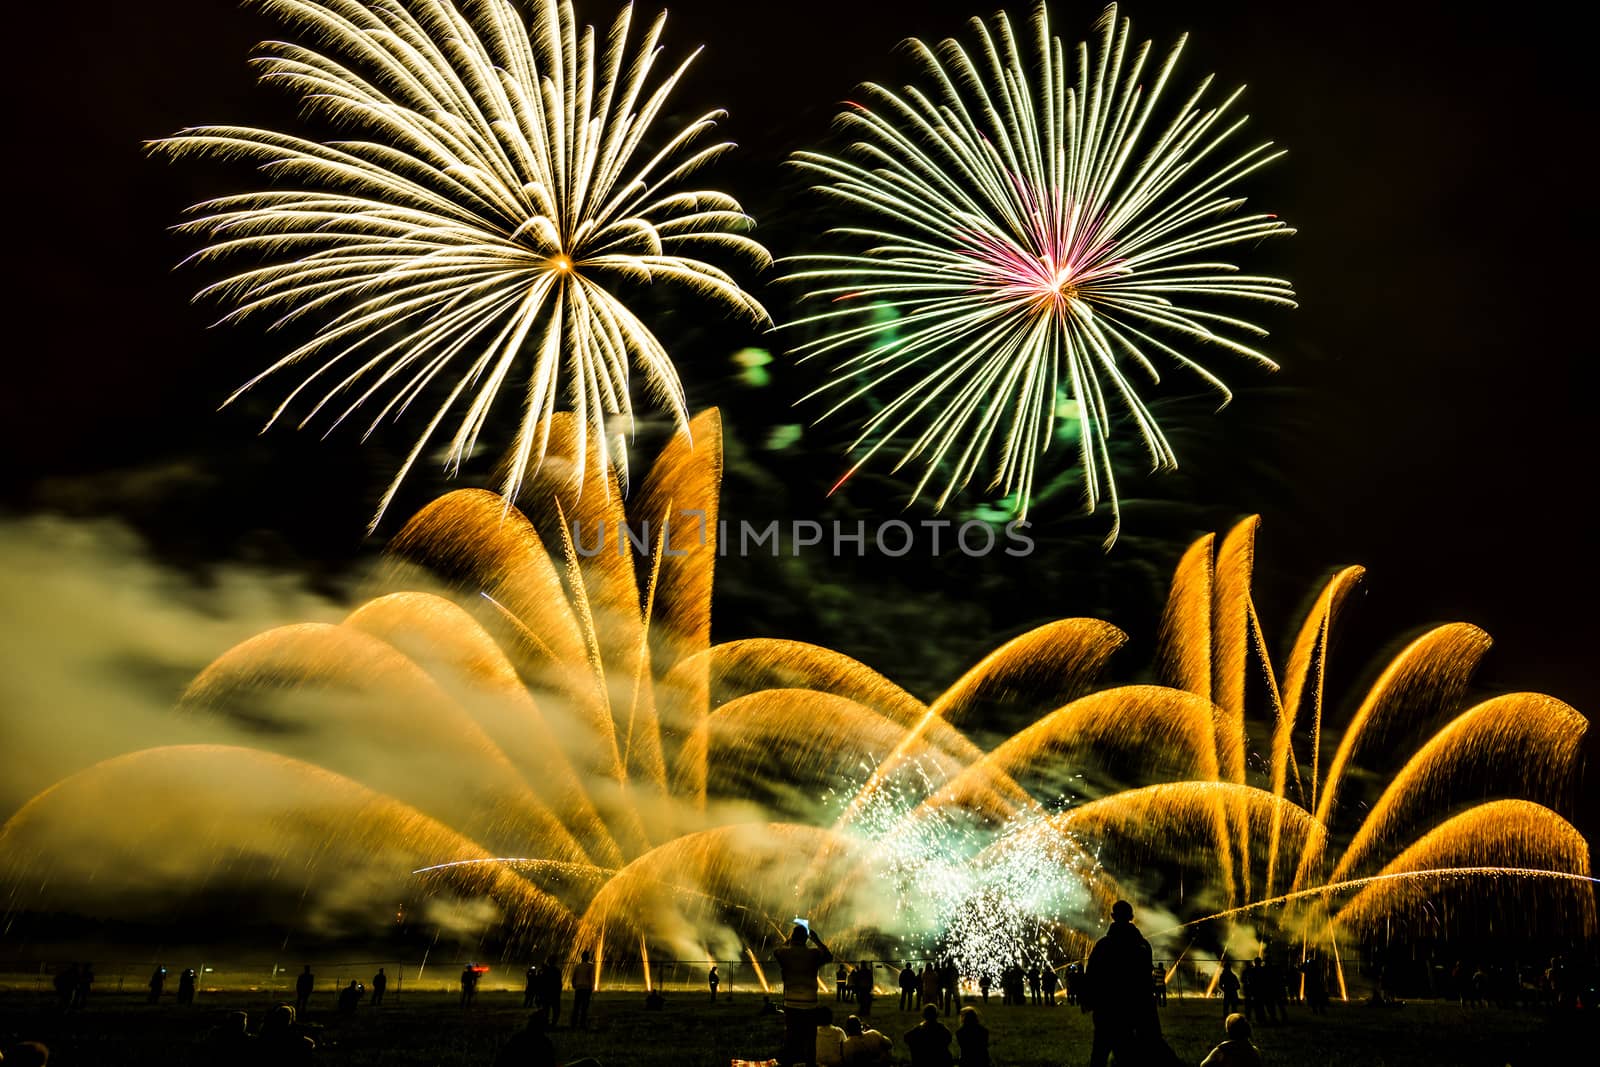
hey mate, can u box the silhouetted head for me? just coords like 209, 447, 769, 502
843, 1015, 863, 1036
7, 1041, 50, 1067
959, 1006, 983, 1028
376, 968, 384, 975
1111, 900, 1134, 923
1225, 1013, 1251, 1040
581, 949, 592, 962
302, 965, 311, 973
265, 1004, 295, 1032
790, 924, 808, 945
921, 1004, 940, 1022
224, 1011, 248, 1033
815, 1006, 834, 1027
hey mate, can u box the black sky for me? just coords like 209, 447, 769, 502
6, 0, 1596, 737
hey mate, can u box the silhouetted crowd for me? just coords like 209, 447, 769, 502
7, 921, 1596, 1066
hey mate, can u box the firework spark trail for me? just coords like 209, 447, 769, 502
152, 0, 768, 527
828, 763, 1096, 981
785, 2, 1294, 541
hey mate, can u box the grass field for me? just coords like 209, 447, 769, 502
0, 987, 1579, 1066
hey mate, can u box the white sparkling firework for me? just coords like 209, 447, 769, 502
153, 0, 769, 525
831, 761, 1097, 981
786, 2, 1295, 541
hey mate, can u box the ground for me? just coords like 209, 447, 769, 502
0, 986, 1579, 1066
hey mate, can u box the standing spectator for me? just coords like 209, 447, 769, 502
709, 964, 720, 1002
977, 972, 992, 1004
941, 960, 960, 1015
523, 964, 539, 1009
773, 923, 834, 1067
372, 967, 388, 1008
1218, 961, 1242, 1016
571, 949, 596, 1028
1153, 963, 1168, 1006
460, 964, 481, 1008
919, 964, 940, 1014
52, 965, 76, 1011
147, 966, 167, 1004
72, 964, 94, 1010
1065, 963, 1081, 1006
1201, 1013, 1263, 1067
1084, 900, 1160, 1067
1027, 965, 1042, 1006
841, 1013, 893, 1066
177, 968, 197, 1007
837, 962, 850, 1003
899, 962, 917, 1011
1041, 963, 1059, 1005
852, 960, 875, 1017
903, 1003, 953, 1067
295, 965, 314, 1014
955, 1006, 991, 1067
541, 955, 564, 1026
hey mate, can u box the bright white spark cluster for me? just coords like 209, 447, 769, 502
787, 2, 1295, 541
830, 761, 1097, 982
153, 0, 769, 526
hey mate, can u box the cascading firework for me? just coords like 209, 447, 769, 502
1, 411, 1590, 984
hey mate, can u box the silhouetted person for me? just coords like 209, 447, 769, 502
842, 1013, 893, 1066
494, 1013, 559, 1067
900, 963, 917, 1011
1201, 1013, 1263, 1067
4, 1041, 50, 1066
940, 960, 960, 1015
919, 964, 939, 1013
260, 1003, 315, 1063
852, 960, 874, 1017
206, 1010, 254, 1059
52, 965, 76, 1011
1026, 965, 1041, 1006
1065, 962, 1082, 1006
1153, 963, 1168, 1006
338, 979, 364, 1015
295, 965, 314, 1014
709, 964, 720, 1002
837, 962, 850, 1003
371, 967, 387, 1007
1219, 961, 1242, 1017
541, 955, 563, 1026
177, 968, 197, 1007
71, 964, 93, 1010
1240, 959, 1259, 1022
1302, 956, 1327, 1015
977, 973, 991, 1003
147, 966, 167, 1004
903, 1003, 953, 1067
955, 1006, 990, 1067
1085, 900, 1159, 1067
773, 923, 834, 1067
461, 964, 481, 1008
1042, 963, 1059, 1005
571, 949, 596, 1028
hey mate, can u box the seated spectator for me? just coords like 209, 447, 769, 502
955, 1007, 990, 1067
1200, 1013, 1264, 1067
4, 1042, 50, 1067
206, 1011, 254, 1057
260, 1003, 316, 1063
841, 1014, 892, 1066
903, 1003, 953, 1067
495, 1014, 559, 1067
815, 1006, 847, 1067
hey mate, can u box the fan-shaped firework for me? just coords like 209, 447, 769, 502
152, 0, 768, 525
786, 3, 1295, 540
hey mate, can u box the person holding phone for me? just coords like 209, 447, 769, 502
774, 920, 833, 1067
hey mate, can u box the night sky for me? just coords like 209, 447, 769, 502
7, 0, 1595, 803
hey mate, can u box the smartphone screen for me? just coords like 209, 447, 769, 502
792, 916, 811, 933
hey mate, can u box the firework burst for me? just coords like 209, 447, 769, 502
785, 2, 1294, 540
152, 0, 768, 525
